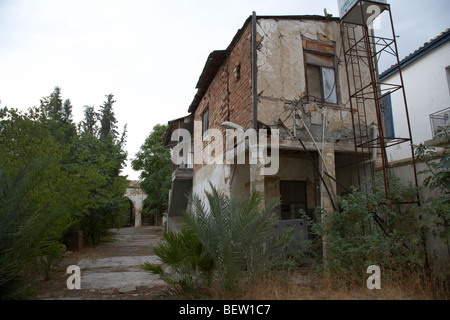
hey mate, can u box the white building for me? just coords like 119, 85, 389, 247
379, 29, 450, 163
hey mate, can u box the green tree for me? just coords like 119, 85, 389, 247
132, 124, 171, 218
0, 88, 130, 299
99, 94, 118, 141
39, 87, 77, 144
0, 105, 89, 298
69, 95, 129, 245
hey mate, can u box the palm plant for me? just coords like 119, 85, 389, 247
0, 162, 70, 299
141, 227, 214, 296
143, 184, 295, 299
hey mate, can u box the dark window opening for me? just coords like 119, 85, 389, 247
446, 66, 450, 96
202, 108, 209, 138
304, 39, 337, 104
306, 63, 337, 104
235, 64, 241, 81
380, 93, 395, 139
280, 181, 307, 220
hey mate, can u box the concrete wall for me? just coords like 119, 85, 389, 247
383, 41, 450, 162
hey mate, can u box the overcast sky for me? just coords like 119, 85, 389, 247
0, 0, 448, 180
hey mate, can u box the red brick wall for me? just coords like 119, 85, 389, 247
194, 23, 253, 170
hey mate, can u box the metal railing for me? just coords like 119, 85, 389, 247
430, 107, 450, 137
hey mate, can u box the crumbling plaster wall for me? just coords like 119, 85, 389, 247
256, 18, 377, 151
192, 164, 232, 213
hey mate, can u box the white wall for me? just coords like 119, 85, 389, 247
192, 164, 231, 214
384, 41, 450, 162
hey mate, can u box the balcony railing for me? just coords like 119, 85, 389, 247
171, 151, 193, 181
430, 107, 450, 137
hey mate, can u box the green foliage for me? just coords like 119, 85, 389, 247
414, 126, 450, 259
143, 185, 296, 299
0, 87, 129, 299
303, 175, 426, 287
68, 97, 129, 245
99, 94, 119, 141
141, 228, 214, 295
132, 124, 171, 217
0, 162, 72, 299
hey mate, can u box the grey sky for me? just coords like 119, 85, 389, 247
0, 0, 448, 179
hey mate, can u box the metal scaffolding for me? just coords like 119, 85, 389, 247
340, 0, 419, 201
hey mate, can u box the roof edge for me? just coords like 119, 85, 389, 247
380, 29, 450, 80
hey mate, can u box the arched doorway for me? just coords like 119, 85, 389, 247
125, 198, 135, 227
124, 182, 147, 227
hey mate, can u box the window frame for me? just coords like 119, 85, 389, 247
303, 39, 338, 105
380, 92, 395, 139
202, 108, 209, 139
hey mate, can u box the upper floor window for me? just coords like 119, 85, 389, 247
380, 93, 395, 139
303, 39, 337, 104
202, 108, 209, 138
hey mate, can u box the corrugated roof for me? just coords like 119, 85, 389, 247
380, 28, 450, 80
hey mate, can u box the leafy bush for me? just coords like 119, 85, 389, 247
141, 228, 214, 298
303, 175, 426, 287
414, 126, 450, 261
413, 126, 450, 285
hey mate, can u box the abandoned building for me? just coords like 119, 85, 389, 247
162, 12, 388, 234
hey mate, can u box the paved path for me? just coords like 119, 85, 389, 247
35, 226, 169, 300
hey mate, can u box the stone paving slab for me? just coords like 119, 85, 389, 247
34, 226, 169, 300
81, 272, 166, 290
78, 255, 161, 269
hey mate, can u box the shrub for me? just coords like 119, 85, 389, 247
303, 175, 427, 288
414, 126, 450, 263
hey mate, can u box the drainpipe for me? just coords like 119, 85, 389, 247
371, 125, 377, 164
252, 11, 258, 130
